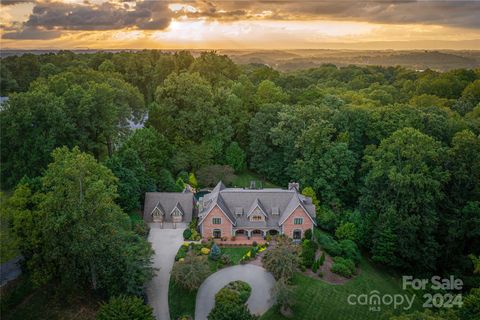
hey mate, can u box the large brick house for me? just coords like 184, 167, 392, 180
143, 181, 316, 241
197, 182, 316, 241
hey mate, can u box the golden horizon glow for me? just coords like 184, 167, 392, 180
1, 1, 480, 50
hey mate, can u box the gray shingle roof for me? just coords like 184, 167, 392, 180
143, 192, 194, 223
198, 181, 316, 228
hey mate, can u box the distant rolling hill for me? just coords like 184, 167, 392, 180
222, 49, 480, 71
1, 49, 479, 71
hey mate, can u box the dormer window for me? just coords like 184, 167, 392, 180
234, 207, 243, 216
151, 206, 165, 223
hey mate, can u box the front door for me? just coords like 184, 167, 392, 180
293, 229, 302, 240
213, 229, 222, 239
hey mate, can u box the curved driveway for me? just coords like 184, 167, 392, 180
195, 264, 276, 320
146, 223, 186, 320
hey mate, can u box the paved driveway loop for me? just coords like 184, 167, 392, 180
147, 223, 186, 320
195, 264, 276, 320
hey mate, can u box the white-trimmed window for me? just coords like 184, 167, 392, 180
250, 214, 263, 222
294, 217, 303, 225
212, 217, 222, 225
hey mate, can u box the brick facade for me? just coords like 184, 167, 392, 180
201, 205, 233, 240
281, 206, 314, 239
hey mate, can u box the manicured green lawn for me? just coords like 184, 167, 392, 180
168, 281, 197, 320
169, 246, 252, 319
260, 257, 422, 320
221, 247, 251, 264
231, 170, 279, 188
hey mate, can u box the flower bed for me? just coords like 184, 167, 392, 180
239, 242, 269, 264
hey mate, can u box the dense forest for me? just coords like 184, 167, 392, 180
1, 50, 479, 308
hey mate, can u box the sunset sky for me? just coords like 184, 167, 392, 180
1, 0, 479, 50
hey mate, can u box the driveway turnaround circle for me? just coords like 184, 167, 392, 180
146, 223, 186, 320
195, 264, 276, 320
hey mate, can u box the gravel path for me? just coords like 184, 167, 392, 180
146, 223, 186, 320
195, 264, 275, 320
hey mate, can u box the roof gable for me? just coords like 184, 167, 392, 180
198, 203, 236, 226
278, 192, 316, 226
151, 201, 166, 216
246, 198, 268, 218
170, 201, 184, 216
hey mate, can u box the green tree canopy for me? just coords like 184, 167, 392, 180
360, 128, 448, 271
225, 142, 246, 173
9, 147, 154, 296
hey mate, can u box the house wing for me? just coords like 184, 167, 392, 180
278, 192, 316, 226
198, 193, 236, 226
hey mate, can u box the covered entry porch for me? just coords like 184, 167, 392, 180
233, 228, 280, 240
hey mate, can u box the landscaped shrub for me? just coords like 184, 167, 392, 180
262, 237, 300, 281
219, 254, 232, 266
201, 247, 210, 255
183, 229, 192, 240
223, 281, 251, 304
172, 252, 211, 291
252, 241, 258, 247
207, 302, 254, 320
272, 277, 296, 317
311, 259, 319, 273
208, 281, 254, 320
250, 246, 258, 258
175, 245, 189, 261
316, 206, 338, 231
209, 244, 222, 261
304, 229, 312, 240
190, 230, 201, 241
319, 252, 326, 266
97, 296, 154, 320
339, 240, 361, 265
301, 239, 318, 268
331, 257, 356, 278
317, 233, 342, 257
335, 222, 357, 241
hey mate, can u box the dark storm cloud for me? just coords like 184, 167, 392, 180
0, 0, 34, 5
2, 26, 61, 39
186, 0, 480, 29
2, 0, 173, 39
